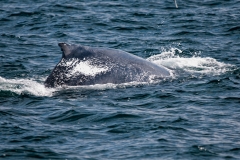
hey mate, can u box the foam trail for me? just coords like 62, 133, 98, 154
0, 76, 55, 97
147, 48, 234, 75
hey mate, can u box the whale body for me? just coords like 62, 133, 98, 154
44, 43, 170, 88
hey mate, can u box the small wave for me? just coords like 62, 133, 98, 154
9, 11, 41, 17
0, 76, 54, 97
47, 109, 93, 123
148, 48, 234, 75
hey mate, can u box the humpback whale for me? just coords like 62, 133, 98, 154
44, 43, 170, 88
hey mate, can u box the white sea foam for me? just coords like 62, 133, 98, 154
0, 76, 55, 97
147, 48, 233, 75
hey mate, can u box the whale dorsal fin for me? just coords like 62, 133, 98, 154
58, 43, 76, 58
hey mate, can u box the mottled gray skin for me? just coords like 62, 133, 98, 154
44, 43, 170, 88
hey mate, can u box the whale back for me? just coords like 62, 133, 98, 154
44, 43, 170, 88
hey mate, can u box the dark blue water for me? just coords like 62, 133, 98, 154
1, 0, 240, 159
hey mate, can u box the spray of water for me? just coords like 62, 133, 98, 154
147, 48, 233, 75
0, 76, 55, 97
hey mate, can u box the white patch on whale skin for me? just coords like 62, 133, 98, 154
70, 61, 108, 76
59, 58, 109, 77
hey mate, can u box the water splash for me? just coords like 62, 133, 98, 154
0, 76, 55, 97
148, 48, 234, 75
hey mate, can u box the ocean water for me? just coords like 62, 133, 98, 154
0, 0, 240, 159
